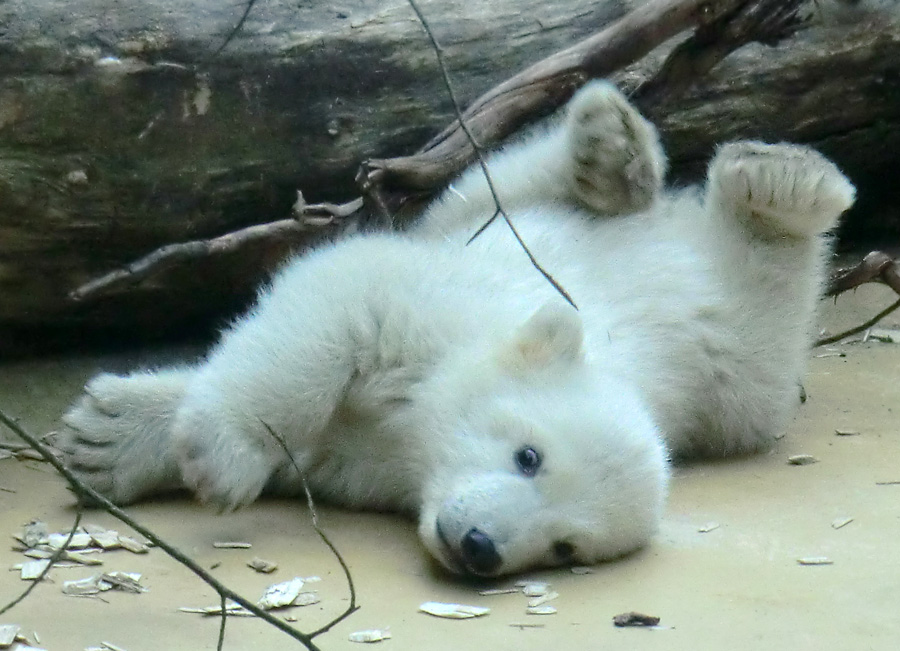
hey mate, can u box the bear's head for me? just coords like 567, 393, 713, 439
416, 303, 669, 577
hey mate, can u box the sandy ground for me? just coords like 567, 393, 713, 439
1, 283, 899, 651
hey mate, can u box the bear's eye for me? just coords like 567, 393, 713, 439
552, 541, 576, 562
515, 446, 541, 476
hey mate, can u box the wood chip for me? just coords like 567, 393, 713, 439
0, 624, 20, 647
518, 581, 550, 597
88, 531, 121, 550
14, 448, 46, 461
116, 536, 149, 554
834, 429, 860, 437
101, 641, 127, 651
348, 629, 392, 643
63, 575, 111, 596
698, 522, 720, 533
213, 542, 252, 549
61, 550, 104, 566
613, 611, 660, 627
258, 577, 305, 610
292, 592, 320, 607
527, 591, 559, 608
46, 532, 92, 550
797, 557, 833, 566
787, 454, 818, 466
19, 559, 50, 581
477, 587, 519, 596
81, 524, 107, 535
526, 605, 558, 615
247, 557, 278, 574
418, 602, 490, 619
21, 521, 48, 548
831, 517, 854, 530
100, 572, 145, 593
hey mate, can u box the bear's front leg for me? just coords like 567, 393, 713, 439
565, 81, 666, 216
169, 349, 345, 512
170, 382, 286, 512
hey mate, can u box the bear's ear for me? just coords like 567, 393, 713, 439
501, 303, 584, 371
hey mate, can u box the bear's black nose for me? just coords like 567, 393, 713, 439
460, 527, 502, 575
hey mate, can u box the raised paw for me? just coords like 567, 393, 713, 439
565, 81, 666, 215
708, 141, 856, 237
56, 370, 189, 504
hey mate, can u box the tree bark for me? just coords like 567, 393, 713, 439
0, 0, 898, 354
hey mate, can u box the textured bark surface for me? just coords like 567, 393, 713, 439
0, 0, 898, 354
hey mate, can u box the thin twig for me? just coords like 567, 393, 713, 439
0, 409, 324, 651
406, 0, 577, 309
815, 297, 900, 347
0, 511, 83, 617
209, 0, 260, 59
217, 592, 227, 651
259, 421, 359, 638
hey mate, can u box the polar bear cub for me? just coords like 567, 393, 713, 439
59, 82, 854, 577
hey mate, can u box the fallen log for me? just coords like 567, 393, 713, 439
0, 0, 898, 354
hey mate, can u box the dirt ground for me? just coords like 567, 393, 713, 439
1, 283, 899, 651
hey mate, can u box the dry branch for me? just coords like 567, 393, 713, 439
826, 250, 900, 297
69, 198, 361, 302
815, 249, 900, 346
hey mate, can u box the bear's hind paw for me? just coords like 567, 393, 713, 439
709, 141, 855, 237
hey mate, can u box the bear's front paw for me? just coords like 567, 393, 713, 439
57, 373, 183, 504
566, 81, 666, 215
174, 427, 273, 512
709, 141, 855, 237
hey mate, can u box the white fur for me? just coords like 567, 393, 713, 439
59, 82, 854, 576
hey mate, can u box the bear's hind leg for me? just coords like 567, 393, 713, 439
678, 142, 856, 456
58, 368, 193, 504
707, 141, 855, 239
